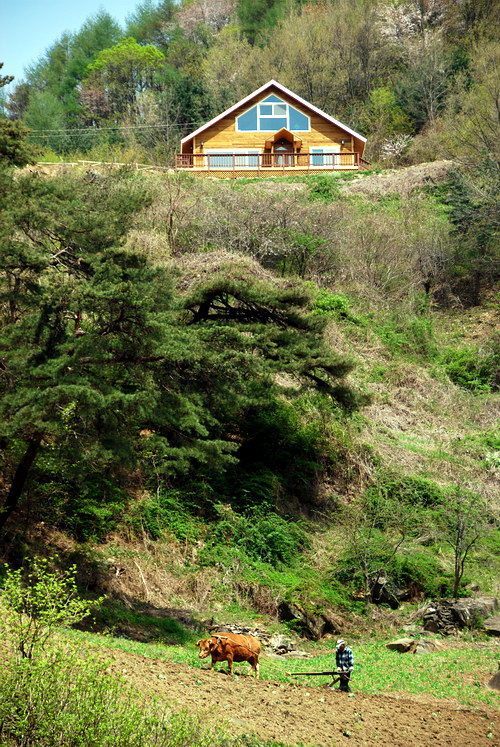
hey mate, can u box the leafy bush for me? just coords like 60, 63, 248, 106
125, 491, 203, 542
313, 291, 364, 324
0, 556, 262, 747
0, 556, 104, 661
202, 504, 309, 567
367, 473, 446, 508
390, 551, 453, 597
439, 346, 498, 391
308, 175, 342, 201
376, 314, 436, 358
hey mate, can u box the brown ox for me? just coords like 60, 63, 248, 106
196, 632, 261, 678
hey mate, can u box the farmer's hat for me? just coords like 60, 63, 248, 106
336, 639, 346, 648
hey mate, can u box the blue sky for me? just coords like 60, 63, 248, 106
1, 0, 143, 91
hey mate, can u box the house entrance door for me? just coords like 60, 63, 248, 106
273, 138, 294, 167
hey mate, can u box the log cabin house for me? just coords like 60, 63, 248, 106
176, 80, 368, 178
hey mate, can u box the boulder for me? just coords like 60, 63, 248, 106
452, 598, 498, 627
278, 601, 344, 641
386, 638, 417, 653
483, 614, 500, 636
386, 637, 445, 654
268, 634, 296, 654
414, 638, 445, 655
422, 597, 498, 634
487, 665, 500, 691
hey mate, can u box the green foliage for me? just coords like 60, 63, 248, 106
0, 556, 104, 660
307, 175, 342, 202
0, 639, 253, 747
439, 345, 498, 391
0, 170, 360, 533
312, 291, 364, 325
0, 119, 37, 166
366, 473, 446, 508
237, 0, 289, 44
83, 37, 166, 119
375, 313, 437, 359
229, 398, 328, 508
438, 162, 500, 304
126, 491, 203, 542
390, 551, 453, 598
201, 504, 309, 567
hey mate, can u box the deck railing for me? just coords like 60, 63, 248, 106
176, 152, 367, 171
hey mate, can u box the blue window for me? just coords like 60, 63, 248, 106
311, 149, 324, 165
236, 95, 310, 132
237, 105, 258, 131
259, 117, 288, 131
289, 105, 309, 131
210, 154, 232, 167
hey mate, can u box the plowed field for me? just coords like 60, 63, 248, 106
106, 648, 499, 746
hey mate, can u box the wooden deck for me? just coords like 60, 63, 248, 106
175, 152, 369, 177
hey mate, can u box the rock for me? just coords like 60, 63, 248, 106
414, 638, 445, 655
386, 638, 417, 653
452, 598, 498, 628
421, 598, 498, 634
483, 614, 500, 636
278, 601, 344, 641
465, 582, 481, 593
487, 664, 500, 691
268, 634, 296, 654
370, 576, 424, 608
386, 637, 445, 654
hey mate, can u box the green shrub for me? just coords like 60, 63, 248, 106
0, 556, 104, 661
0, 643, 243, 747
439, 346, 498, 392
367, 473, 446, 508
308, 175, 342, 201
376, 314, 436, 358
313, 290, 364, 324
202, 504, 309, 567
390, 551, 453, 597
125, 491, 203, 542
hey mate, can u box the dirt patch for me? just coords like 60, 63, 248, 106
105, 648, 498, 746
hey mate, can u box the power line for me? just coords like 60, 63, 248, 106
27, 122, 202, 134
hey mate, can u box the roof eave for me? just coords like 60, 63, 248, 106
180, 80, 367, 145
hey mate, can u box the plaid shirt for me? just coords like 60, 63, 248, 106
336, 646, 354, 672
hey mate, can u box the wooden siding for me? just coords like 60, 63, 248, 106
183, 87, 363, 156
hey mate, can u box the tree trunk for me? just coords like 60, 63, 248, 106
0, 434, 43, 534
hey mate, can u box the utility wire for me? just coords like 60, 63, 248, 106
27, 122, 202, 134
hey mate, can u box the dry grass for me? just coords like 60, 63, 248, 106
341, 160, 457, 198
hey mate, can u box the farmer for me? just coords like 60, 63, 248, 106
335, 639, 354, 692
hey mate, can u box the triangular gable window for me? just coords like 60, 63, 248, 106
262, 95, 283, 103
236, 97, 310, 132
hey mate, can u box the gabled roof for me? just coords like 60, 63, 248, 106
264, 128, 302, 148
180, 80, 367, 145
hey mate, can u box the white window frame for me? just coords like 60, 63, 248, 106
259, 102, 287, 118
204, 149, 260, 168
236, 100, 310, 133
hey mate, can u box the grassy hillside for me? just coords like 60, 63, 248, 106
3, 162, 497, 633
1, 155, 499, 746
